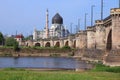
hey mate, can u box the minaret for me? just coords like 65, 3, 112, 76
45, 9, 49, 38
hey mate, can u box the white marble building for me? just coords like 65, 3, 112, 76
33, 10, 69, 40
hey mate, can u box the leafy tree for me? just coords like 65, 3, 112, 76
5, 37, 18, 46
5, 37, 19, 51
0, 32, 4, 45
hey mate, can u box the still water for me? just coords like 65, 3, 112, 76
0, 57, 92, 69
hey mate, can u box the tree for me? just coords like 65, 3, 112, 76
5, 37, 18, 46
0, 32, 4, 45
5, 37, 19, 51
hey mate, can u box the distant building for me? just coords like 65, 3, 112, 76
33, 9, 69, 41
15, 34, 24, 46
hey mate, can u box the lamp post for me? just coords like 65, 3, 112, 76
78, 19, 80, 31
119, 0, 120, 8
84, 13, 88, 30
91, 5, 95, 27
70, 23, 73, 34
101, 0, 103, 20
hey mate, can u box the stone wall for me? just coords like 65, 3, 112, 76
76, 31, 87, 49
0, 48, 72, 57
87, 27, 95, 49
111, 8, 120, 49
75, 49, 104, 61
104, 49, 120, 66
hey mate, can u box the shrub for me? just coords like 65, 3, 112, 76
13, 43, 20, 51
62, 46, 71, 49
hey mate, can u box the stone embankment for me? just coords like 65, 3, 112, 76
0, 48, 72, 57
104, 50, 120, 67
74, 49, 104, 62
0, 48, 120, 67
75, 49, 120, 67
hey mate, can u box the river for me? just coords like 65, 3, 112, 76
0, 57, 92, 69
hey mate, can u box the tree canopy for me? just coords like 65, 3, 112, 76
5, 37, 18, 47
0, 32, 4, 45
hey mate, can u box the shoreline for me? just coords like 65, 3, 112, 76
0, 68, 75, 71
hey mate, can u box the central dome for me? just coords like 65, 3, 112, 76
52, 13, 63, 24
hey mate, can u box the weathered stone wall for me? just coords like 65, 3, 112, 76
75, 49, 104, 61
111, 8, 120, 49
95, 20, 106, 50
87, 27, 95, 49
76, 31, 87, 49
0, 48, 72, 57
104, 49, 120, 66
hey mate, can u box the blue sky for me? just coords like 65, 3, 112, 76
0, 0, 118, 36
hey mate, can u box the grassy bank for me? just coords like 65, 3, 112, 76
0, 70, 119, 80
0, 65, 120, 80
91, 63, 120, 73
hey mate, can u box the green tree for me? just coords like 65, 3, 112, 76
5, 37, 18, 46
0, 32, 4, 45
5, 37, 20, 51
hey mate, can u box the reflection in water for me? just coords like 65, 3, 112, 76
14, 57, 19, 65
0, 57, 92, 69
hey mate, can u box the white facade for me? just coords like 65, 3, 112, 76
33, 11, 69, 40
33, 24, 69, 40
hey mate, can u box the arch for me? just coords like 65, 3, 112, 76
55, 42, 60, 47
45, 42, 51, 47
106, 29, 112, 50
35, 43, 41, 47
65, 41, 69, 46
73, 40, 76, 48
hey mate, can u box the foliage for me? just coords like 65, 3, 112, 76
5, 37, 20, 51
91, 63, 120, 73
0, 32, 4, 45
61, 46, 71, 50
5, 37, 18, 46
13, 43, 20, 51
53, 46, 59, 48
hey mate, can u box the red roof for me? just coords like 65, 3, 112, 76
15, 34, 24, 38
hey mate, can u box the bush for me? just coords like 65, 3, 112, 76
105, 67, 120, 73
62, 46, 71, 49
14, 43, 20, 51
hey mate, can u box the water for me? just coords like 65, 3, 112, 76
0, 57, 92, 69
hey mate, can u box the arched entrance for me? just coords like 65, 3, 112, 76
55, 42, 60, 47
65, 41, 69, 46
73, 40, 76, 48
106, 30, 112, 50
45, 42, 51, 47
35, 43, 41, 47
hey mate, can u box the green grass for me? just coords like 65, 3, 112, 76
91, 63, 120, 73
0, 67, 120, 80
